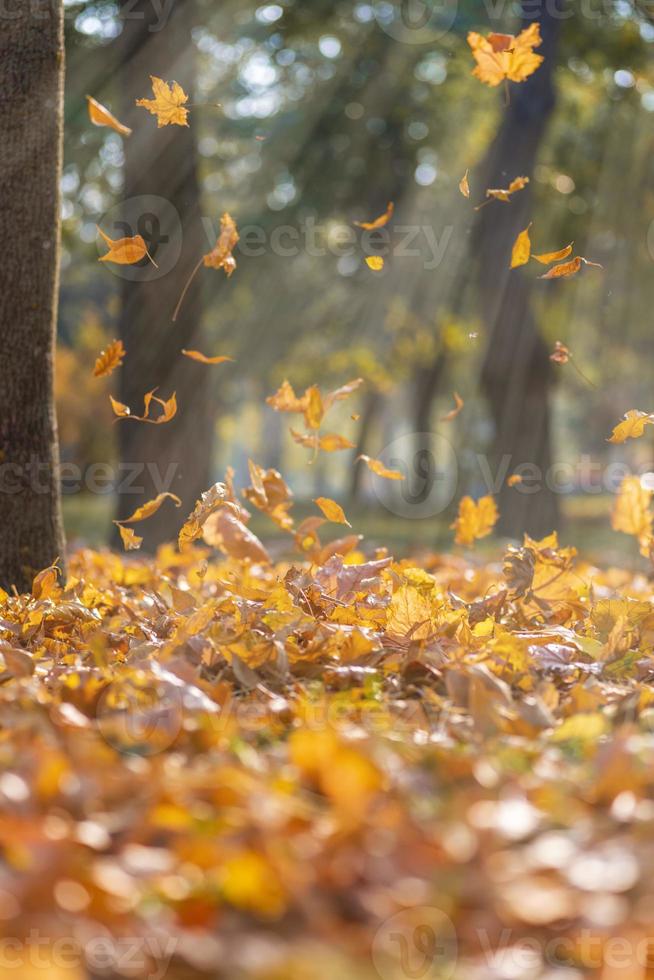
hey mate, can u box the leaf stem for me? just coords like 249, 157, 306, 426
172, 256, 204, 322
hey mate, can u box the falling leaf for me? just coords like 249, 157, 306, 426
114, 524, 143, 551
354, 202, 394, 230
86, 95, 131, 136
510, 224, 532, 268
608, 411, 654, 445
468, 24, 544, 88
181, 350, 234, 365
109, 395, 131, 418
97, 227, 157, 267
119, 492, 182, 524
550, 341, 570, 365
365, 256, 385, 272
459, 169, 470, 198
173, 213, 239, 322
314, 497, 351, 527
532, 243, 574, 265
323, 378, 364, 411
507, 474, 523, 487
357, 455, 404, 481
110, 389, 177, 425
93, 339, 125, 378
612, 476, 653, 556
203, 508, 270, 563
203, 212, 239, 277
441, 392, 464, 422
178, 482, 227, 549
478, 176, 529, 208
452, 495, 499, 546
136, 75, 189, 127
318, 433, 356, 452
539, 256, 602, 280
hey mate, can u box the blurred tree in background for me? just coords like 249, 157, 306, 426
58, 0, 654, 553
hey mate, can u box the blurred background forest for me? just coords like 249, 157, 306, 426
58, 0, 654, 561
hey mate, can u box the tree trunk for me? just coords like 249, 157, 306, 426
113, 0, 213, 549
0, 0, 66, 592
474, 1, 562, 538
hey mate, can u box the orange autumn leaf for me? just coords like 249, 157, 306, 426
354, 202, 394, 230
136, 75, 189, 127
441, 392, 464, 422
323, 377, 364, 412
119, 492, 182, 524
110, 389, 177, 425
114, 524, 143, 551
93, 339, 125, 378
539, 256, 602, 280
532, 242, 574, 265
304, 386, 324, 430
182, 349, 234, 365
365, 256, 384, 272
608, 411, 654, 445
468, 23, 543, 88
109, 395, 131, 419
267, 380, 308, 415
97, 227, 157, 267
314, 497, 351, 527
550, 341, 570, 364
507, 474, 523, 487
357, 455, 404, 481
459, 169, 470, 198
318, 433, 357, 452
86, 95, 131, 136
452, 495, 499, 546
178, 482, 227, 549
204, 212, 239, 276
203, 508, 270, 564
510, 224, 532, 268
612, 476, 653, 557
478, 176, 529, 208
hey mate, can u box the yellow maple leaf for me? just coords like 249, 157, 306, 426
608, 410, 654, 445
467, 23, 543, 88
136, 75, 189, 127
452, 495, 499, 546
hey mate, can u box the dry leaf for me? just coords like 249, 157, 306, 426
441, 392, 464, 422
114, 524, 143, 551
181, 350, 234, 365
452, 495, 499, 546
110, 389, 177, 425
510, 224, 532, 268
612, 476, 653, 556
550, 341, 570, 364
357, 455, 404, 481
86, 95, 131, 136
178, 482, 227, 549
97, 227, 156, 267
533, 242, 574, 265
354, 202, 394, 230
468, 23, 544, 87
365, 256, 384, 272
539, 256, 602, 280
314, 497, 351, 527
479, 176, 529, 207
119, 492, 182, 524
507, 474, 523, 487
136, 75, 189, 127
204, 212, 239, 277
608, 411, 654, 445
93, 340, 125, 378
459, 169, 470, 198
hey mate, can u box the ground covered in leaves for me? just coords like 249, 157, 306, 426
3, 529, 654, 979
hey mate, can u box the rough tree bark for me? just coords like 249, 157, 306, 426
0, 0, 66, 592
474, 1, 563, 538
114, 0, 213, 549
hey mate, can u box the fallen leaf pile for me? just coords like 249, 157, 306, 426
4, 512, 654, 978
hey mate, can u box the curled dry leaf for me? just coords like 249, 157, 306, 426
533, 242, 574, 265
612, 476, 653, 557
178, 482, 227, 549
118, 492, 182, 524
365, 256, 385, 272
109, 389, 177, 425
452, 495, 499, 546
459, 169, 470, 198
97, 227, 157, 267
314, 497, 351, 527
468, 23, 544, 87
114, 524, 143, 551
441, 392, 464, 422
507, 474, 524, 487
354, 202, 394, 230
243, 460, 294, 531
357, 455, 404, 481
93, 339, 125, 378
477, 176, 529, 209
608, 410, 654, 445
510, 224, 532, 269
181, 350, 234, 365
86, 95, 131, 136
173, 213, 239, 322
539, 256, 602, 280
203, 507, 270, 564
550, 341, 570, 364
136, 75, 189, 127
